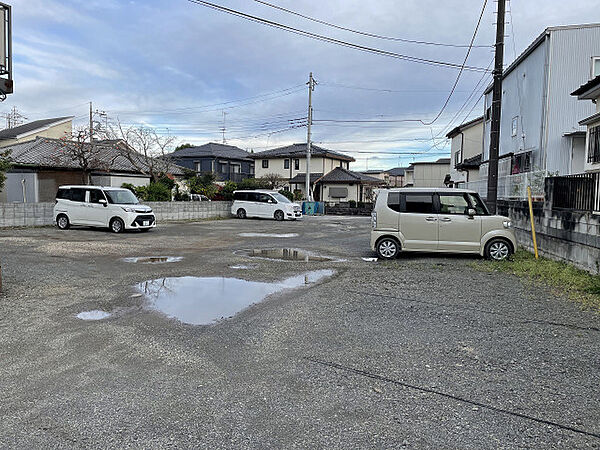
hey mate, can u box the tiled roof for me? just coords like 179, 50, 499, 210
456, 154, 482, 169
167, 142, 252, 160
386, 167, 408, 176
5, 137, 185, 175
0, 117, 73, 140
250, 143, 355, 162
289, 172, 323, 184
316, 167, 384, 184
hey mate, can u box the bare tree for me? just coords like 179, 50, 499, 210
260, 173, 286, 190
58, 127, 105, 185
103, 120, 176, 182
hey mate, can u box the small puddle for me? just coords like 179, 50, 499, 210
77, 310, 111, 321
229, 264, 256, 270
122, 256, 184, 264
138, 270, 334, 325
236, 248, 334, 262
238, 233, 299, 238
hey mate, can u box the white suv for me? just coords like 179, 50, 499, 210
231, 190, 302, 221
54, 185, 156, 233
371, 188, 517, 260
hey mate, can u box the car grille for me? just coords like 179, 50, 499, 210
293, 206, 301, 212
132, 214, 155, 227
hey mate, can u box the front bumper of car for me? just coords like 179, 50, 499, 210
122, 210, 156, 229
286, 207, 302, 219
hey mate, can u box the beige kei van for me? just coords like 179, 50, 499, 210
370, 188, 517, 260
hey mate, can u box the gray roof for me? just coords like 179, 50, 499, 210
446, 116, 484, 139
386, 167, 408, 176
411, 157, 451, 165
0, 116, 73, 141
168, 142, 252, 161
250, 143, 355, 162
289, 172, 323, 184
456, 154, 482, 169
316, 167, 384, 184
4, 137, 185, 175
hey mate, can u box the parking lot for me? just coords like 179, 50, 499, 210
1, 216, 599, 448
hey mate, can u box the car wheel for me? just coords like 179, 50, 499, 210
56, 214, 70, 230
110, 217, 125, 234
376, 237, 399, 260
237, 208, 247, 219
274, 210, 285, 221
485, 238, 511, 261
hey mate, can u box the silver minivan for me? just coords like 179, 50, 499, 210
370, 188, 516, 260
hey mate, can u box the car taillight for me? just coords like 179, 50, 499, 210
371, 211, 377, 228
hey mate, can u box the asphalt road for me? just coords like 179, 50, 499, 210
1, 216, 599, 448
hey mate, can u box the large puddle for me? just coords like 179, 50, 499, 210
236, 248, 335, 262
122, 256, 184, 264
238, 233, 299, 238
138, 270, 333, 325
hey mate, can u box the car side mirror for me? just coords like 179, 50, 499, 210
467, 208, 476, 217
268, 199, 274, 203
99, 199, 108, 207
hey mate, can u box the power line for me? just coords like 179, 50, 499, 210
318, 82, 475, 94
252, 0, 493, 48
186, 0, 491, 72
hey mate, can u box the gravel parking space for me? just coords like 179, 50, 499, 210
1, 216, 599, 448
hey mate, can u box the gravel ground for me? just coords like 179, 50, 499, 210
0, 216, 599, 448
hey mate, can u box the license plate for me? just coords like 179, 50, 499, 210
143, 221, 149, 226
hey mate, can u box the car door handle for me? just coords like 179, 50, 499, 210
440, 217, 451, 222
425, 217, 437, 222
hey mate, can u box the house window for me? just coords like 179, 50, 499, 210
511, 151, 532, 174
592, 57, 600, 78
294, 159, 300, 170
454, 149, 461, 166
511, 116, 518, 137
262, 160, 269, 169
284, 159, 290, 169
588, 125, 600, 164
485, 107, 491, 121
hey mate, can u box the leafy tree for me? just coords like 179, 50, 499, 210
144, 182, 172, 201
175, 143, 194, 151
187, 172, 218, 198
221, 181, 238, 200
0, 149, 12, 192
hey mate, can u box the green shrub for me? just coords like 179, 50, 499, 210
144, 182, 171, 201
278, 189, 294, 201
348, 200, 357, 208
222, 181, 238, 200
293, 190, 303, 201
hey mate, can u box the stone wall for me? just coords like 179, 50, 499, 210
0, 201, 233, 228
498, 200, 600, 274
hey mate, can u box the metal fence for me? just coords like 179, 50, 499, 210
462, 170, 547, 200
548, 172, 600, 213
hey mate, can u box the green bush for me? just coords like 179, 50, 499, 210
348, 200, 357, 208
238, 177, 268, 190
293, 190, 303, 201
222, 181, 238, 200
144, 182, 172, 201
278, 189, 294, 201
0, 149, 12, 191
187, 173, 218, 199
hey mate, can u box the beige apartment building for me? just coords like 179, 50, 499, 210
447, 116, 483, 186
0, 116, 73, 147
250, 143, 354, 198
409, 158, 451, 187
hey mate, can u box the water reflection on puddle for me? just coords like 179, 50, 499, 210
122, 256, 184, 264
138, 270, 333, 325
237, 248, 334, 262
77, 310, 111, 320
238, 233, 299, 238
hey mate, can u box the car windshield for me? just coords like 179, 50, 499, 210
271, 193, 292, 203
104, 189, 139, 205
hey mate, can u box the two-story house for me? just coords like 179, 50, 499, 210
165, 142, 254, 183
571, 75, 600, 173
480, 24, 600, 181
250, 143, 354, 198
447, 116, 483, 187
0, 116, 74, 147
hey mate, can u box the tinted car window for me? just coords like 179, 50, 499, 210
387, 192, 401, 212
467, 193, 488, 215
404, 193, 433, 214
70, 188, 86, 202
439, 194, 470, 215
56, 188, 71, 200
258, 194, 272, 203
247, 192, 259, 202
234, 192, 248, 201
88, 189, 105, 204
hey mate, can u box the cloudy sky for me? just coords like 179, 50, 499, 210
4, 0, 598, 169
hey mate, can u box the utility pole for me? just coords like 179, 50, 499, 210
305, 72, 316, 202
89, 101, 94, 143
221, 111, 227, 144
486, 0, 506, 214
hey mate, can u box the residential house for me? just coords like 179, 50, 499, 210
404, 165, 414, 187
410, 158, 451, 187
0, 137, 184, 203
481, 24, 600, 181
165, 142, 254, 182
447, 116, 483, 186
359, 169, 390, 185
315, 167, 384, 203
0, 116, 73, 147
571, 74, 600, 172
385, 167, 409, 187
250, 143, 354, 198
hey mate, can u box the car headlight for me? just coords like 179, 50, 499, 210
503, 220, 512, 228
121, 207, 135, 213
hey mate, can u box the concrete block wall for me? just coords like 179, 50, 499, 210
0, 201, 233, 228
498, 200, 600, 274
